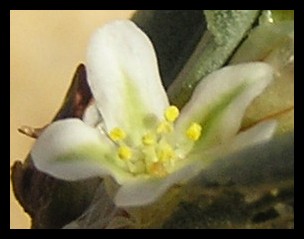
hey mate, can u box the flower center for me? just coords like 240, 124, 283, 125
108, 105, 202, 177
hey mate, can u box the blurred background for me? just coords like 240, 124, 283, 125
10, 10, 136, 229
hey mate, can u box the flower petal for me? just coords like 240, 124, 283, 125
175, 62, 274, 152
82, 102, 103, 127
114, 162, 201, 207
191, 131, 294, 188
86, 20, 169, 143
183, 121, 277, 176
230, 120, 277, 153
31, 119, 132, 182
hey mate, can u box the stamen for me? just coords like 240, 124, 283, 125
157, 144, 174, 161
157, 121, 173, 134
142, 133, 156, 146
110, 106, 183, 176
118, 146, 132, 160
186, 122, 202, 141
109, 127, 126, 142
126, 160, 145, 174
149, 162, 168, 177
165, 105, 180, 122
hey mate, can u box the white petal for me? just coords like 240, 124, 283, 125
185, 121, 277, 171
31, 119, 132, 182
82, 102, 102, 127
86, 20, 169, 143
230, 120, 277, 153
175, 62, 274, 151
114, 162, 201, 207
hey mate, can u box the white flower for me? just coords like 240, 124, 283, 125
31, 20, 276, 207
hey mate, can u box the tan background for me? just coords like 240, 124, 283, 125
10, 10, 136, 229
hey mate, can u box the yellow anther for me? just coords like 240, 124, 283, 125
142, 133, 156, 146
157, 121, 173, 134
186, 122, 202, 141
109, 128, 126, 141
118, 146, 132, 160
149, 162, 168, 177
157, 145, 174, 161
165, 105, 180, 122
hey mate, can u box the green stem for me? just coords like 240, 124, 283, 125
168, 10, 261, 108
